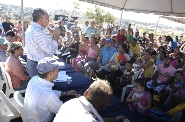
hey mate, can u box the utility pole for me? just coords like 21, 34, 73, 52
21, 0, 25, 46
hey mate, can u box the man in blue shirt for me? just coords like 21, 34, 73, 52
90, 38, 117, 72
166, 36, 178, 51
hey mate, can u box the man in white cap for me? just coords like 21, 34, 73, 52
24, 57, 77, 122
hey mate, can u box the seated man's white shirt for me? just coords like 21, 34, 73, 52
24, 76, 63, 122
25, 22, 58, 62
53, 96, 104, 122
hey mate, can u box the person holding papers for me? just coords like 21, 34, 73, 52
24, 57, 77, 122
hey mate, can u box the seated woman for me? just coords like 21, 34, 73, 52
98, 38, 105, 50
156, 46, 165, 59
148, 43, 157, 59
61, 34, 80, 64
169, 47, 179, 58
160, 70, 185, 104
155, 51, 166, 66
97, 43, 130, 87
77, 37, 100, 75
5, 42, 30, 91
170, 52, 184, 69
124, 41, 133, 57
136, 50, 154, 80
72, 36, 89, 71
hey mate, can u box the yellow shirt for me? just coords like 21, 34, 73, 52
129, 44, 140, 55
144, 58, 154, 79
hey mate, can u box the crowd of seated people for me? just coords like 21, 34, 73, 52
1, 11, 185, 121
54, 21, 185, 118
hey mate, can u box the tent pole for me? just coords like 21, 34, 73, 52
21, 0, 25, 47
154, 16, 160, 37
119, 10, 123, 29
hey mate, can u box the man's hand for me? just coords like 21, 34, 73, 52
66, 90, 77, 96
53, 27, 61, 41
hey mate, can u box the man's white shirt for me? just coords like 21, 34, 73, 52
25, 22, 58, 62
24, 76, 62, 122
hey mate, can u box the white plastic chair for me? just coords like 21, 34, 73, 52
121, 65, 144, 102
0, 62, 6, 90
1, 70, 26, 98
0, 90, 20, 122
121, 84, 134, 102
153, 65, 157, 75
14, 91, 40, 122
132, 63, 144, 81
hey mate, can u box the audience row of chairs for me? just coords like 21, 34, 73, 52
0, 63, 26, 98
0, 63, 40, 122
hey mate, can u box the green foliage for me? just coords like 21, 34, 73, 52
85, 6, 115, 26
71, 2, 80, 16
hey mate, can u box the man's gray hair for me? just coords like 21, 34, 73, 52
32, 8, 47, 22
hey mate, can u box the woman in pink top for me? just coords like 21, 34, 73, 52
5, 42, 30, 91
78, 37, 100, 75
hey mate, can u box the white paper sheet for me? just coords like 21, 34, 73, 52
53, 71, 68, 82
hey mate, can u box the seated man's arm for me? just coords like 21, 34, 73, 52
47, 93, 63, 114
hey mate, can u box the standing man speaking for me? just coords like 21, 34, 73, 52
25, 8, 61, 77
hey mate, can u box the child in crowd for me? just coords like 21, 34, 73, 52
114, 61, 134, 94
165, 69, 184, 92
160, 70, 185, 103
126, 77, 151, 116
96, 59, 126, 73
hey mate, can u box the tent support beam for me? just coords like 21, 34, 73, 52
154, 16, 161, 36
21, 0, 25, 47
119, 10, 123, 28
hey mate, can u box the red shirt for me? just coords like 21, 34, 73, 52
115, 34, 127, 47
5, 55, 29, 88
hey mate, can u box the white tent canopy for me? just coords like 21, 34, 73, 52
79, 0, 185, 17
162, 16, 185, 24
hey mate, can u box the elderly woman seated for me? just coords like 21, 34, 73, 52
5, 42, 30, 91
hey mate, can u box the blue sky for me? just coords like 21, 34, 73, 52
0, 0, 183, 27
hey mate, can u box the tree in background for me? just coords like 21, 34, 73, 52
85, 6, 116, 26
71, 2, 80, 17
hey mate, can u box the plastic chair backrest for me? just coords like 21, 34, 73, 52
2, 70, 13, 90
153, 65, 157, 75
0, 90, 19, 115
14, 92, 40, 122
14, 91, 27, 122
